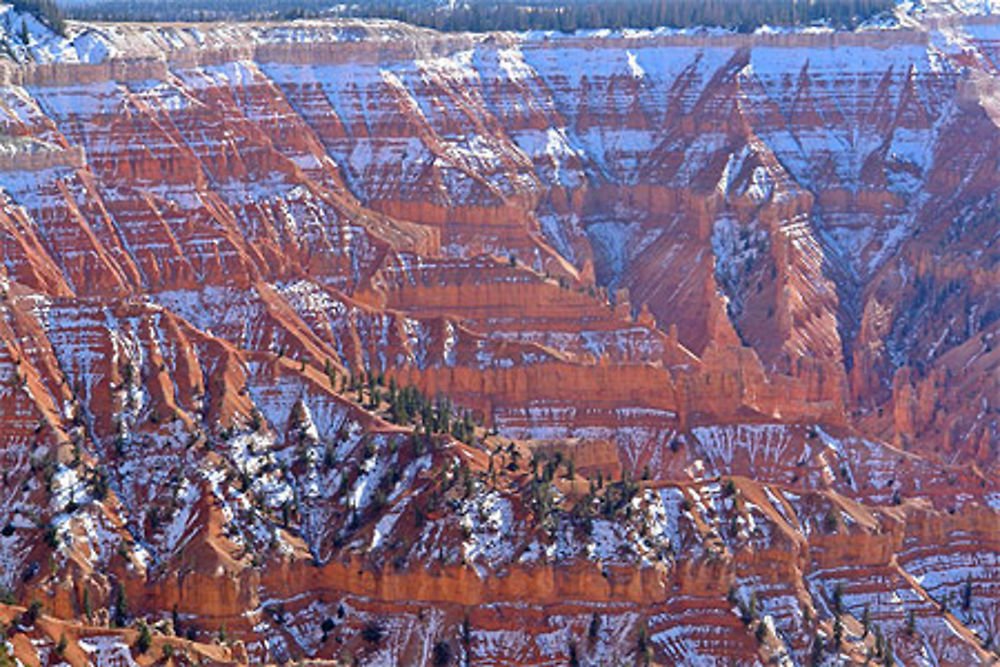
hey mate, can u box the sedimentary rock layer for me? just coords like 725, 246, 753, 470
0, 4, 999, 664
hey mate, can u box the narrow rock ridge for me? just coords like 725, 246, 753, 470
0, 4, 998, 664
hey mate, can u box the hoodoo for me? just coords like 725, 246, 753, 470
0, 0, 998, 664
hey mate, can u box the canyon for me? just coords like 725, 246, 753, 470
0, 1, 999, 664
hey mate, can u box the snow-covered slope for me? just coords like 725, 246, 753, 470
0, 3, 996, 665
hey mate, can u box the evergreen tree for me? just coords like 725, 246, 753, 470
63, 0, 895, 34
588, 612, 600, 640
113, 584, 128, 628
135, 620, 152, 654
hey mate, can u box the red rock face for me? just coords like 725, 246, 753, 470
1, 9, 1000, 666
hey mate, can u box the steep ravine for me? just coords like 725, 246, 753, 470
0, 5, 999, 665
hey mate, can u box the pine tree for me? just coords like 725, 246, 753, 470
962, 575, 973, 611
831, 583, 844, 614
113, 584, 128, 628
135, 620, 152, 654
636, 620, 651, 664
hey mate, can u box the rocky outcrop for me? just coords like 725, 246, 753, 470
0, 3, 998, 665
